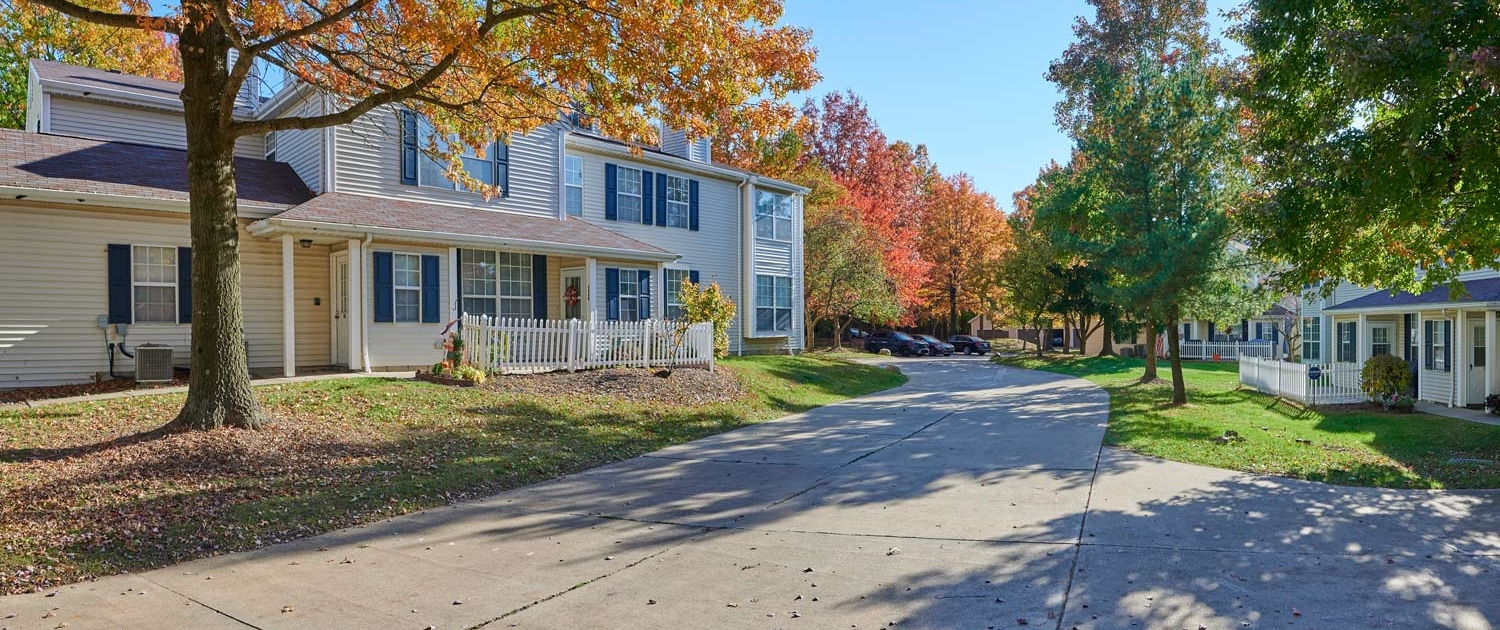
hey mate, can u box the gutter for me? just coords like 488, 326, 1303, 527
248, 217, 680, 262
0, 185, 283, 218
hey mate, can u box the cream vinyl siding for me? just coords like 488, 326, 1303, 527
267, 96, 325, 192
332, 107, 559, 218
47, 95, 266, 159
364, 243, 448, 369
0, 203, 331, 388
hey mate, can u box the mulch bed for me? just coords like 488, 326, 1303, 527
485, 366, 744, 405
0, 373, 190, 405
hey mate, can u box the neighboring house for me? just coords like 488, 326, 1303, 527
1299, 271, 1500, 408
1, 59, 806, 389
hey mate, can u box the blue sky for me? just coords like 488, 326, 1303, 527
781, 0, 1238, 209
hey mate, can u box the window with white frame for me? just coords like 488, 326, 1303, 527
665, 269, 690, 320
564, 156, 584, 217
665, 175, 690, 228
1370, 325, 1392, 356
132, 245, 177, 323
1301, 317, 1321, 362
460, 249, 497, 317
497, 252, 533, 318
618, 270, 641, 322
393, 253, 422, 323
755, 190, 794, 241
1425, 319, 1450, 372
756, 274, 793, 332
616, 166, 643, 223
415, 117, 507, 194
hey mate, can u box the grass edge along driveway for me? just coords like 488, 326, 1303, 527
992, 354, 1500, 490
0, 355, 906, 595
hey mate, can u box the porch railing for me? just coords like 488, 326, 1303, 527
459, 315, 715, 374
1179, 340, 1277, 361
1238, 356, 1366, 405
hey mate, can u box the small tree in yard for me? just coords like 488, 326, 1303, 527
678, 281, 737, 359
30, 0, 816, 430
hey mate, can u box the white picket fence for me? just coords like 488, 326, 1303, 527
459, 315, 715, 374
1180, 340, 1277, 361
1239, 356, 1366, 405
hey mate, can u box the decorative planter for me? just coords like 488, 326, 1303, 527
416, 371, 478, 387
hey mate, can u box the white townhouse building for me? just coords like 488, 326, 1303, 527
1299, 271, 1500, 408
0, 60, 807, 389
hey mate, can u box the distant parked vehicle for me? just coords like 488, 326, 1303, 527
947, 335, 991, 355
1050, 330, 1065, 349
916, 334, 954, 356
864, 331, 931, 357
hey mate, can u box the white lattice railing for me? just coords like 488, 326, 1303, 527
459, 315, 715, 374
1239, 356, 1366, 405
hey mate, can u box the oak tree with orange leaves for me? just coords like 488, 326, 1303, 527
916, 173, 1008, 337
30, 0, 817, 430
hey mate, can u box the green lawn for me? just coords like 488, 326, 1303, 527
0, 355, 905, 595
993, 354, 1500, 489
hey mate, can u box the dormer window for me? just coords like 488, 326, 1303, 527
399, 110, 509, 197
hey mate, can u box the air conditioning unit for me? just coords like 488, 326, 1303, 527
135, 344, 174, 383
1120, 346, 1135, 358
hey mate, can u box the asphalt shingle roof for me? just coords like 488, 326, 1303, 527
1326, 277, 1500, 311
0, 128, 315, 211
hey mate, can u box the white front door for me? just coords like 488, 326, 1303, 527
1469, 323, 1486, 406
561, 269, 585, 320
332, 252, 351, 366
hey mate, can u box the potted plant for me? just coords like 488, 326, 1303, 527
1386, 393, 1415, 413
1485, 393, 1500, 416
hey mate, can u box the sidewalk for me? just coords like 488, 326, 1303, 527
1415, 401, 1500, 427
0, 371, 416, 411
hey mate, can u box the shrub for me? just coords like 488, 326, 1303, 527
678, 280, 737, 359
451, 364, 487, 384
1360, 354, 1411, 402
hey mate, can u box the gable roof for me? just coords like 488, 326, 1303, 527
30, 59, 261, 115
257, 192, 675, 261
0, 128, 314, 213
1325, 277, 1500, 311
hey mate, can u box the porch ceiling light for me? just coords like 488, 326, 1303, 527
299, 239, 313, 249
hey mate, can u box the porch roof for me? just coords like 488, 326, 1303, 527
251, 192, 677, 262
1325, 277, 1500, 312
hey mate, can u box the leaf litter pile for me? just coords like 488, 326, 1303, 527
0, 366, 758, 595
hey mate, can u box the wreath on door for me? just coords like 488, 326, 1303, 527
564, 284, 580, 307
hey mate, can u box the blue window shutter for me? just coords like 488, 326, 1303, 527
177, 246, 192, 324
605, 267, 620, 321
689, 270, 700, 286
1444, 321, 1452, 372
420, 254, 440, 323
1208, 322, 1216, 340
106, 243, 131, 324
604, 164, 618, 220
1254, 322, 1263, 339
688, 179, 700, 231
373, 251, 394, 323
1240, 319, 1249, 340
400, 110, 418, 185
496, 142, 510, 198
641, 170, 655, 225
532, 254, 548, 319
655, 173, 668, 226
1424, 321, 1434, 369
639, 270, 652, 319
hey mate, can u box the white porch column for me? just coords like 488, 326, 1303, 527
280, 235, 297, 377
584, 257, 599, 320
1486, 310, 1496, 399
1356, 313, 1369, 366
347, 238, 365, 371
1456, 310, 1468, 407
448, 247, 460, 320
1415, 311, 1424, 382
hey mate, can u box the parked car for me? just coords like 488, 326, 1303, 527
947, 335, 991, 355
916, 334, 955, 356
1050, 330, 1065, 349
864, 331, 931, 357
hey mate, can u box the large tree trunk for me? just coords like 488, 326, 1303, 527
165, 22, 270, 431
1099, 318, 1115, 356
1142, 325, 1159, 382
1165, 320, 1187, 406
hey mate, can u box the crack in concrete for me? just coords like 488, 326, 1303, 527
141, 575, 265, 630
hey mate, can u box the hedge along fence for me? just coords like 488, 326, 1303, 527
460, 315, 715, 374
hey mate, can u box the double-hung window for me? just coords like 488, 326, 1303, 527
393, 253, 423, 323
1370, 325, 1392, 356
132, 245, 177, 323
665, 175, 691, 228
460, 249, 532, 319
618, 270, 641, 322
665, 269, 690, 320
412, 116, 508, 195
1425, 319, 1451, 372
616, 166, 643, 223
1301, 317, 1321, 363
755, 274, 793, 332
564, 156, 584, 217
1336, 322, 1357, 363
755, 191, 794, 241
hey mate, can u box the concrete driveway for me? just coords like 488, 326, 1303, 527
4, 357, 1498, 629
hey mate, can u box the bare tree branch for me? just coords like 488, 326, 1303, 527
242, 0, 380, 55
25, 0, 179, 33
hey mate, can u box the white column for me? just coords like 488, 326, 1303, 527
1456, 310, 1468, 407
1415, 311, 1424, 388
655, 261, 667, 319
448, 246, 460, 320
1356, 313, 1369, 366
280, 235, 297, 377
584, 257, 599, 320
347, 238, 365, 371
1486, 310, 1496, 399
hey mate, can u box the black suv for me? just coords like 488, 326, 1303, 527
947, 335, 991, 355
864, 331, 931, 357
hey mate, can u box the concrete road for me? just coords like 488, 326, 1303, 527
4, 357, 1498, 630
